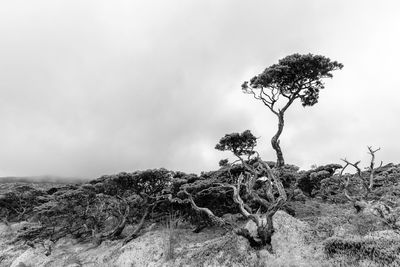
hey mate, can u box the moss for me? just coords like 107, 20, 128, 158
324, 236, 400, 266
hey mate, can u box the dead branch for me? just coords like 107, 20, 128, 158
258, 160, 287, 202
341, 158, 361, 177
340, 159, 356, 202
340, 158, 368, 212
367, 146, 381, 190
182, 188, 232, 230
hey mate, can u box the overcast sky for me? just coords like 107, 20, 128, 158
0, 1, 399, 178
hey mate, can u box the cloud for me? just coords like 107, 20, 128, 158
0, 0, 399, 177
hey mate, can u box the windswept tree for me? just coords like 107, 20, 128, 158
183, 130, 287, 251
242, 53, 343, 167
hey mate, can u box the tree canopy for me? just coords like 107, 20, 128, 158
242, 53, 343, 167
215, 130, 257, 158
242, 53, 343, 110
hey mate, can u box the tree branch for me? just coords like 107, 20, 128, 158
340, 158, 368, 212
182, 188, 231, 229
123, 205, 149, 245
367, 146, 381, 190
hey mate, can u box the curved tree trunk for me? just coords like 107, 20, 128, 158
97, 205, 130, 243
271, 112, 285, 167
123, 206, 150, 245
228, 166, 287, 251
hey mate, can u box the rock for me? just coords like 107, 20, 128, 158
247, 211, 322, 266
10, 248, 48, 267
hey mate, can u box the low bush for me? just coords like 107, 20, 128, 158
324, 235, 400, 266
297, 164, 342, 196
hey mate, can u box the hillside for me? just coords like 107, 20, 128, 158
1, 161, 400, 267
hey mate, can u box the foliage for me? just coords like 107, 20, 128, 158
297, 164, 342, 196
178, 130, 290, 249
0, 185, 48, 222
277, 164, 301, 189
324, 235, 400, 265
179, 178, 239, 217
215, 130, 257, 157
315, 164, 400, 204
219, 159, 229, 167
317, 174, 348, 203
4, 52, 400, 265
20, 185, 127, 242
242, 53, 343, 167
242, 53, 343, 108
89, 168, 171, 196
9, 169, 176, 245
2, 139, 399, 261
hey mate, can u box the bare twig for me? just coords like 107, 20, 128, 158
367, 146, 381, 190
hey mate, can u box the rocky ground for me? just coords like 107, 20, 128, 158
2, 207, 399, 267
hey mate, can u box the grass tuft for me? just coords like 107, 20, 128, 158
163, 212, 179, 261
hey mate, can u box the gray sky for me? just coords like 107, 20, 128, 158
1, 1, 399, 178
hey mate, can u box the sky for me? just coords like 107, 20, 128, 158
0, 1, 399, 178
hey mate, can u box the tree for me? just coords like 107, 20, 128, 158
297, 163, 342, 196
215, 130, 257, 159
184, 130, 287, 251
242, 53, 343, 167
340, 146, 382, 212
340, 147, 400, 229
12, 169, 175, 249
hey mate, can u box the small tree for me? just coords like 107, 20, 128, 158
184, 130, 287, 251
215, 130, 257, 159
340, 147, 400, 229
242, 53, 343, 167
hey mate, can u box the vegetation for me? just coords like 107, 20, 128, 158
2, 151, 400, 266
242, 53, 343, 167
324, 235, 400, 265
1, 53, 400, 266
190, 130, 288, 251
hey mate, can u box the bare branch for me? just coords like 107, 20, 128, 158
216, 181, 256, 224
258, 160, 287, 202
182, 188, 231, 230
341, 158, 361, 177
367, 146, 381, 190
340, 158, 370, 212
340, 158, 361, 201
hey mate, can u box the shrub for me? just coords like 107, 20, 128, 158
89, 168, 171, 196
0, 185, 48, 222
297, 164, 342, 196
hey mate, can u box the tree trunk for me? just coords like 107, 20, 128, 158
235, 212, 276, 252
123, 206, 150, 245
256, 218, 274, 252
97, 205, 130, 243
271, 112, 285, 167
